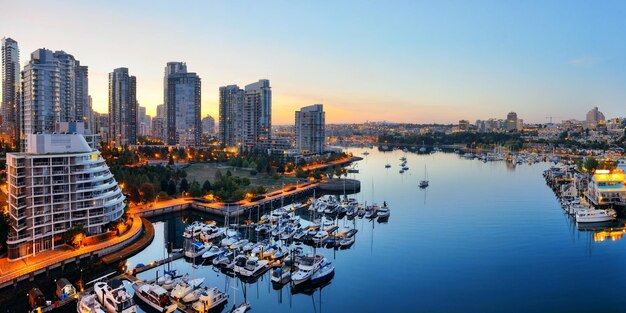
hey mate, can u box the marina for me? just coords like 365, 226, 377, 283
5, 149, 626, 313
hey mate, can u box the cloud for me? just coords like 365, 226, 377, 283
569, 57, 600, 66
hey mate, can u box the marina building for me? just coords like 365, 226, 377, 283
586, 169, 626, 207
6, 122, 126, 260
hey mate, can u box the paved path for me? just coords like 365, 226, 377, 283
0, 216, 143, 286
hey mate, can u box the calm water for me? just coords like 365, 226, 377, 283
6, 149, 626, 313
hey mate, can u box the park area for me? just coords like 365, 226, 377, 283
185, 163, 301, 193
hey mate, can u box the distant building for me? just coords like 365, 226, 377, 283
459, 120, 469, 131
94, 112, 109, 143
108, 67, 137, 146
164, 62, 201, 146
202, 115, 216, 135
156, 104, 165, 119
218, 85, 245, 148
506, 112, 518, 131
586, 107, 605, 127
1, 37, 20, 141
137, 105, 151, 137
295, 104, 325, 154
151, 117, 166, 142
6, 122, 125, 260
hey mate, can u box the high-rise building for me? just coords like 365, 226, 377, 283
243, 79, 271, 149
506, 112, 518, 131
94, 111, 109, 143
165, 63, 201, 146
156, 104, 165, 118
21, 49, 59, 138
1, 37, 20, 141
586, 107, 605, 126
6, 122, 125, 260
201, 115, 216, 136
459, 120, 470, 131
75, 63, 89, 126
151, 117, 165, 142
108, 68, 137, 146
295, 104, 325, 154
218, 85, 244, 148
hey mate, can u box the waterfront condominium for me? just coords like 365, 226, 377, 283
6, 122, 126, 260
108, 67, 137, 146
295, 104, 326, 155
1, 37, 20, 141
218, 84, 244, 148
164, 62, 201, 146
243, 79, 271, 150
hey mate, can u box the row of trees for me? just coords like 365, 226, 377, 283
379, 132, 524, 150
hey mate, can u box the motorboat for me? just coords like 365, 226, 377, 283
212, 251, 234, 267
364, 206, 378, 219
202, 246, 224, 260
131, 281, 177, 313
419, 180, 429, 188
229, 303, 251, 313
191, 288, 228, 312
575, 209, 617, 223
156, 270, 181, 285
385, 164, 391, 168
241, 242, 255, 252
339, 235, 355, 247
312, 231, 329, 245
235, 257, 269, 277
93, 280, 136, 313
376, 206, 390, 218
293, 229, 307, 241
311, 260, 335, 284
170, 278, 204, 300
183, 221, 204, 239
291, 254, 325, 286
77, 294, 106, 313
160, 273, 190, 291
271, 267, 291, 285
229, 239, 249, 250
185, 241, 210, 258
280, 226, 297, 240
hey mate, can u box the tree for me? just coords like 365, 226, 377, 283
140, 183, 156, 202
128, 185, 142, 203
188, 181, 203, 197
202, 180, 211, 193
583, 157, 599, 173
156, 191, 170, 201
179, 178, 189, 193
160, 178, 169, 192
62, 226, 86, 247
168, 155, 175, 165
167, 179, 177, 196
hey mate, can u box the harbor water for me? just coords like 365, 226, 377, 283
4, 149, 626, 313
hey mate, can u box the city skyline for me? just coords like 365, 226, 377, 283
2, 1, 626, 124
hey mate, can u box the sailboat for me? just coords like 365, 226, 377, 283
418, 165, 429, 188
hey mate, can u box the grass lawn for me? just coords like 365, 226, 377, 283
185, 163, 300, 192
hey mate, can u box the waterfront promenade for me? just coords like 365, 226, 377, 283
0, 216, 147, 289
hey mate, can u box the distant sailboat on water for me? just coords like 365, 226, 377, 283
419, 165, 429, 188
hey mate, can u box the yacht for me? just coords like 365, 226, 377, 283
312, 231, 329, 245
191, 288, 228, 312
235, 257, 269, 277
182, 286, 208, 303
291, 254, 325, 286
229, 303, 251, 313
77, 294, 106, 313
156, 270, 180, 286
385, 164, 391, 168
185, 242, 210, 258
183, 221, 204, 239
170, 278, 204, 300
93, 280, 136, 313
575, 209, 617, 223
201, 246, 224, 260
132, 281, 177, 313
160, 273, 190, 291
212, 251, 234, 267
339, 235, 355, 247
419, 180, 429, 188
310, 260, 335, 284
271, 266, 291, 285
376, 206, 390, 218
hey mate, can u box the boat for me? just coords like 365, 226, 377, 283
419, 165, 429, 188
311, 260, 335, 284
385, 164, 391, 168
235, 257, 269, 277
131, 281, 177, 313
363, 151, 370, 155
185, 241, 210, 258
213, 251, 235, 267
77, 294, 106, 313
271, 266, 291, 285
170, 278, 205, 300
191, 288, 229, 312
229, 239, 249, 250
160, 273, 190, 291
312, 231, 329, 245
339, 235, 355, 247
156, 270, 180, 285
182, 286, 208, 303
183, 221, 204, 239
364, 206, 377, 219
575, 209, 617, 223
229, 303, 251, 313
376, 205, 390, 219
94, 280, 136, 313
291, 255, 325, 286
399, 169, 404, 174
202, 246, 224, 260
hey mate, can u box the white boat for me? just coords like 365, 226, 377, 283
170, 278, 205, 300
312, 231, 329, 245
291, 254, 325, 286
377, 206, 390, 218
160, 273, 190, 291
419, 165, 429, 188
131, 281, 177, 313
229, 239, 249, 250
77, 294, 106, 313
185, 242, 210, 258
235, 257, 269, 277
271, 266, 291, 285
156, 270, 180, 285
183, 221, 204, 239
191, 288, 229, 312
213, 252, 234, 267
94, 281, 136, 313
339, 235, 355, 247
575, 209, 617, 223
229, 303, 251, 313
202, 246, 224, 259
311, 260, 335, 284
182, 286, 208, 303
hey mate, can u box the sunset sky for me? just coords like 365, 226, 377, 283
2, 0, 625, 124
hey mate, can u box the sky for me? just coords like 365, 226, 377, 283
1, 0, 626, 124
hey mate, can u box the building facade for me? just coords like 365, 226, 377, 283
166, 70, 201, 146
21, 49, 60, 138
202, 114, 215, 135
506, 112, 518, 131
243, 79, 271, 149
108, 68, 137, 146
586, 107, 605, 127
1, 37, 20, 141
6, 124, 126, 260
218, 85, 244, 148
295, 104, 325, 154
